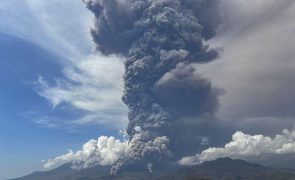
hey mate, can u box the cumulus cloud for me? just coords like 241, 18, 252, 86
179, 124, 295, 165
44, 127, 170, 172
37, 54, 128, 129
44, 136, 129, 169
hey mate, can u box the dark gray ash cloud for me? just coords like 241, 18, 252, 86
199, 0, 295, 136
43, 0, 295, 172
83, 0, 223, 174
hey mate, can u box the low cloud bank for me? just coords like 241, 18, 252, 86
44, 136, 128, 169
44, 127, 169, 170
45, 125, 295, 169
179, 125, 295, 165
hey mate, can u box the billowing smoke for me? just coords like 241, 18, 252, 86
83, 0, 222, 174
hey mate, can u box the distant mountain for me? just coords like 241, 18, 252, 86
260, 155, 295, 170
9, 163, 168, 180
10, 163, 111, 180
271, 160, 295, 170
11, 158, 295, 180
160, 157, 295, 180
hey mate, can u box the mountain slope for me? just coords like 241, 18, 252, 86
160, 157, 295, 180
11, 158, 295, 180
10, 163, 110, 180
10, 163, 167, 180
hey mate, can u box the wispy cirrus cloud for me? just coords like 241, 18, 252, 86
0, 0, 93, 59
37, 54, 128, 129
0, 0, 128, 130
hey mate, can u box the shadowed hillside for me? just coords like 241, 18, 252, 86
160, 157, 295, 180
11, 158, 295, 180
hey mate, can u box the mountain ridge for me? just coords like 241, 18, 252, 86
10, 158, 295, 180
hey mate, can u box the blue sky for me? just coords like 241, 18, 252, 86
0, 32, 95, 179
0, 1, 127, 179
1, 0, 295, 179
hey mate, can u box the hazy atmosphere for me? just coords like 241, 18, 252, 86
1, 0, 295, 179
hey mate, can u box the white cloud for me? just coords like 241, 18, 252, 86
44, 127, 170, 170
0, 0, 93, 59
37, 54, 128, 129
44, 136, 129, 169
24, 0, 94, 58
31, 118, 59, 128
1, 0, 129, 130
179, 124, 295, 165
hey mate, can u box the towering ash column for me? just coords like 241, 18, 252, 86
84, 0, 222, 174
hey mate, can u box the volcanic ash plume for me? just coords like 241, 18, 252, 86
84, 0, 222, 174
